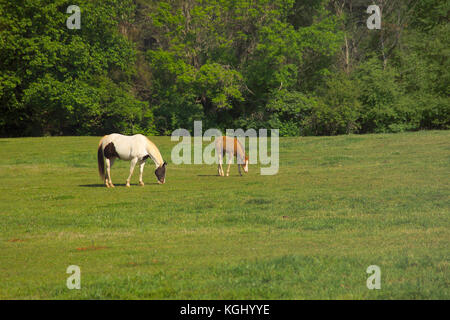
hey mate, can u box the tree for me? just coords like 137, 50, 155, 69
0, 0, 150, 136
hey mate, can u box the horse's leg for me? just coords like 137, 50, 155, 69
104, 158, 110, 188
226, 154, 233, 177
138, 161, 145, 186
110, 158, 116, 187
217, 154, 220, 176
238, 155, 244, 176
126, 157, 138, 187
105, 158, 114, 187
220, 154, 225, 176
217, 152, 223, 176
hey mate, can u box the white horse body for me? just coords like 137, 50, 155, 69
100, 134, 160, 163
98, 134, 166, 187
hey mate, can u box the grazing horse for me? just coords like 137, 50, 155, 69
215, 136, 249, 176
97, 134, 167, 187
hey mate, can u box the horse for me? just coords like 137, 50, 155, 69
97, 134, 167, 187
215, 136, 249, 176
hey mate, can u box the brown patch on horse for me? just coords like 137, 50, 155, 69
104, 142, 119, 159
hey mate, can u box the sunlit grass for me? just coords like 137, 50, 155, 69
0, 131, 448, 299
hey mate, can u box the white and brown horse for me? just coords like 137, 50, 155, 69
215, 136, 249, 176
97, 134, 167, 187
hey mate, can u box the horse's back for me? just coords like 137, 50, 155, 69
100, 133, 146, 161
217, 136, 243, 156
103, 133, 147, 144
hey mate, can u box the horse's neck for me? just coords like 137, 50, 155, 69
149, 153, 162, 167
145, 138, 163, 167
235, 146, 246, 163
146, 149, 162, 167
236, 141, 246, 161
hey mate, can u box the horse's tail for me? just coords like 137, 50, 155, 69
97, 137, 106, 180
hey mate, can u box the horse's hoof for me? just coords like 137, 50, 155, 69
110, 184, 115, 188
126, 183, 130, 187
139, 181, 145, 186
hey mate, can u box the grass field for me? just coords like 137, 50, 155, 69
0, 131, 448, 299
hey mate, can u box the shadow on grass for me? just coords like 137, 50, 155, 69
80, 184, 119, 188
79, 183, 162, 187
197, 175, 244, 178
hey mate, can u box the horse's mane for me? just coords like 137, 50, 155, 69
144, 136, 164, 167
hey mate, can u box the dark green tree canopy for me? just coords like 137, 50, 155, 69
0, 0, 448, 136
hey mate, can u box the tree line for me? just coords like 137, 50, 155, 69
0, 0, 448, 137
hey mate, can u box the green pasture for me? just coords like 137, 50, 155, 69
0, 131, 448, 299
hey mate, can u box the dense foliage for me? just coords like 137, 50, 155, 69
0, 0, 448, 136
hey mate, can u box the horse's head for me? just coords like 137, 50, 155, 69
242, 155, 249, 173
155, 161, 167, 184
